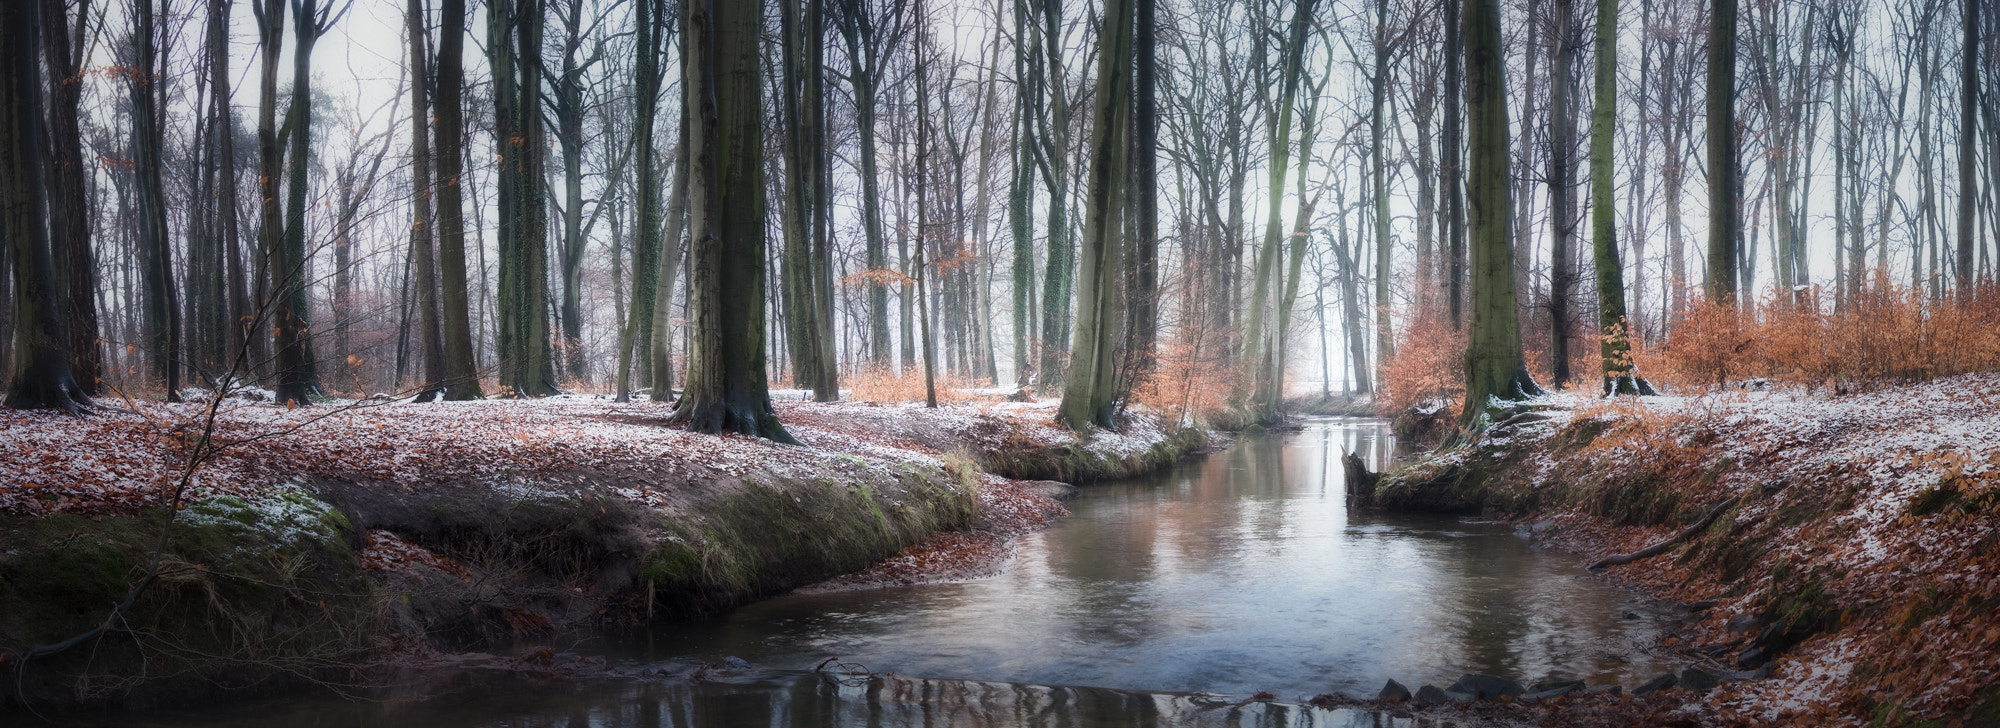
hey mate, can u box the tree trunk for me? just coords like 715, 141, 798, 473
1035, 0, 1073, 394
2, 0, 89, 412
45, 0, 101, 396
1124, 0, 1159, 394
1706, 0, 1739, 303
491, 0, 558, 398
1591, 0, 1654, 396
618, 0, 668, 402
134, 0, 181, 402
1443, 0, 1466, 329
1460, 0, 1543, 433
1959, 0, 1979, 298
1546, 0, 1578, 388
434, 0, 482, 399
407, 0, 445, 401
651, 121, 690, 402
1371, 0, 1395, 384
1058, 0, 1134, 430
668, 0, 795, 443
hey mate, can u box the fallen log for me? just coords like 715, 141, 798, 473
1588, 495, 1740, 571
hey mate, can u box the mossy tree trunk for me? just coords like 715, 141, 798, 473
618, 0, 668, 403
1459, 0, 1543, 434
490, 0, 558, 398
669, 0, 796, 443
1058, 0, 1133, 430
1035, 0, 1073, 394
1590, 0, 1655, 396
779, 0, 839, 402
650, 121, 689, 402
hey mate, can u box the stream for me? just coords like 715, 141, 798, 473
88, 418, 1683, 727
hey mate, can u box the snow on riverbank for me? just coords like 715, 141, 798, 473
1483, 374, 2000, 725
0, 395, 1155, 518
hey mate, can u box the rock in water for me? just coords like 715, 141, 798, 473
1413, 685, 1450, 705
1377, 679, 1412, 702
1447, 673, 1526, 700
1633, 673, 1679, 695
1679, 667, 1719, 693
1530, 679, 1585, 693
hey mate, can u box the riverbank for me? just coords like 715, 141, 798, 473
1354, 373, 2000, 726
0, 395, 1202, 712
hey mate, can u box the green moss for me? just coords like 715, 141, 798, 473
638, 466, 978, 617
0, 491, 377, 709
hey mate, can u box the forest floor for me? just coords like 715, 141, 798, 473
0, 392, 1198, 711
1359, 373, 2000, 727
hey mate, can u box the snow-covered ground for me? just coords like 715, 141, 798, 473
1484, 374, 2000, 725
0, 394, 1172, 518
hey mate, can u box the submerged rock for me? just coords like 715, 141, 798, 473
1633, 673, 1679, 695
1377, 679, 1412, 702
1679, 667, 1719, 693
1448, 673, 1526, 700
1521, 683, 1583, 702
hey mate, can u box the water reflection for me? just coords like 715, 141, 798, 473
68, 419, 1675, 727
640, 419, 1678, 698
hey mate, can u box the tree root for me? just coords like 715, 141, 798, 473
1588, 495, 1740, 571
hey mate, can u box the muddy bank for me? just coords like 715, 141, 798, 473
1350, 376, 2000, 726
0, 398, 1201, 712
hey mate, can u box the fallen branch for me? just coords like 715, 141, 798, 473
1588, 495, 1741, 571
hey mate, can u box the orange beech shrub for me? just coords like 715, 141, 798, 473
846, 365, 988, 404
1132, 323, 1239, 426
1381, 308, 1465, 415
1637, 278, 2000, 392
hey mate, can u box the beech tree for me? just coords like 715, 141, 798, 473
491, 0, 559, 398
46, 0, 100, 396
1059, 0, 1135, 430
407, 0, 446, 402
435, 0, 482, 400
1706, 0, 1739, 303
1459, 0, 1542, 433
1, 0, 90, 412
1590, 0, 1654, 396
669, 0, 795, 442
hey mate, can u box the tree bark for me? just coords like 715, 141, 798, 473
1459, 0, 1543, 434
1546, 0, 1579, 388
1706, 0, 1739, 303
1058, 0, 1134, 430
434, 0, 482, 399
134, 0, 182, 402
1591, 0, 1655, 396
618, 0, 668, 402
45, 0, 101, 396
1959, 0, 1978, 298
2, 0, 89, 412
669, 0, 796, 443
407, 0, 446, 401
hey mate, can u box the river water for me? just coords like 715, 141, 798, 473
88, 418, 1681, 727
